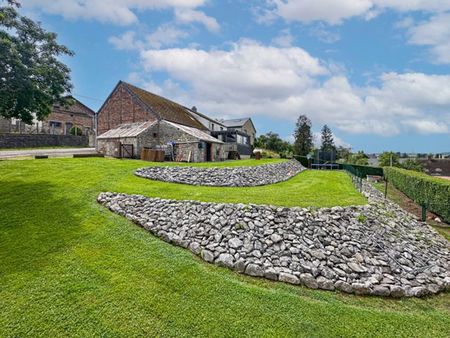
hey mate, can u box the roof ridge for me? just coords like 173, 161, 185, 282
121, 81, 207, 130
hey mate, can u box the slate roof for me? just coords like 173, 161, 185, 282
123, 82, 207, 130
97, 120, 223, 144
97, 121, 157, 139
164, 121, 223, 144
222, 118, 251, 127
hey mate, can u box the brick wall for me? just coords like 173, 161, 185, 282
97, 83, 156, 135
0, 133, 89, 148
43, 100, 94, 135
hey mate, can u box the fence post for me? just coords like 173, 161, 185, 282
384, 178, 388, 198
421, 204, 427, 222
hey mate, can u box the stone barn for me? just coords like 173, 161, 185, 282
97, 120, 225, 162
97, 80, 226, 162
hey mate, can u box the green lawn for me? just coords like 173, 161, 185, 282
0, 158, 449, 337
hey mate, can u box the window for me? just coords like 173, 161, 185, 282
65, 122, 73, 135
211, 123, 215, 130
220, 127, 223, 131
49, 121, 62, 128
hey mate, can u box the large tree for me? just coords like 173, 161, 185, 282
320, 124, 335, 152
293, 114, 313, 156
255, 132, 292, 154
378, 151, 400, 167
0, 1, 73, 123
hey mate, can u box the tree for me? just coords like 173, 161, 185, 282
0, 0, 73, 123
254, 132, 292, 155
336, 146, 352, 162
378, 151, 400, 167
320, 124, 335, 152
351, 151, 369, 165
293, 114, 313, 156
400, 158, 424, 172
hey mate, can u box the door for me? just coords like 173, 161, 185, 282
206, 143, 212, 161
120, 144, 134, 158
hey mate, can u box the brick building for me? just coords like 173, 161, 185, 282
0, 96, 95, 136
97, 81, 226, 161
43, 97, 95, 135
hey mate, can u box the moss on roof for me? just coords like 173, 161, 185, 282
124, 82, 206, 130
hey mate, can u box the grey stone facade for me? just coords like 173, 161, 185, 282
0, 133, 89, 149
97, 121, 225, 161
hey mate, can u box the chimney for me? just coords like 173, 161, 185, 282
191, 106, 197, 112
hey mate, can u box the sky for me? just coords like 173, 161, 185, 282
20, 0, 450, 153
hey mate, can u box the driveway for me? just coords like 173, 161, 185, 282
0, 147, 98, 159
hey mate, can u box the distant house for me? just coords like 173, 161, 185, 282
419, 158, 450, 176
189, 106, 227, 133
0, 96, 95, 135
43, 97, 95, 135
221, 118, 257, 146
208, 118, 256, 159
96, 81, 225, 161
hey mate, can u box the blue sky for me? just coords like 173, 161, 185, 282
22, 0, 450, 153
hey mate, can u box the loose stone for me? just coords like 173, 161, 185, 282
97, 175, 450, 298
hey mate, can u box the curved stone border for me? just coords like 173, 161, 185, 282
135, 159, 305, 187
97, 181, 450, 297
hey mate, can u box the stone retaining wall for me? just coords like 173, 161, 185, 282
0, 133, 89, 149
98, 181, 450, 297
135, 159, 305, 186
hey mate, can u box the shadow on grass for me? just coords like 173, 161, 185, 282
0, 180, 83, 275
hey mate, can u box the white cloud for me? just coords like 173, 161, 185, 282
272, 29, 294, 47
174, 8, 220, 32
109, 31, 144, 50
135, 41, 450, 136
402, 120, 449, 134
265, 0, 450, 25
271, 0, 373, 25
309, 24, 340, 43
109, 24, 189, 50
406, 13, 450, 64
23, 0, 208, 25
147, 24, 189, 48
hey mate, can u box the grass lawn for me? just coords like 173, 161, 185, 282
0, 158, 449, 337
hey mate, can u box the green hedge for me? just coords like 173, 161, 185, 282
384, 167, 450, 222
341, 163, 383, 178
293, 155, 309, 167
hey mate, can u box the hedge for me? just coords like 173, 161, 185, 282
341, 163, 384, 178
384, 167, 450, 223
293, 155, 309, 167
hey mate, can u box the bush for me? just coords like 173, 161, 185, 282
341, 163, 383, 178
384, 167, 450, 222
293, 155, 309, 167
69, 126, 83, 136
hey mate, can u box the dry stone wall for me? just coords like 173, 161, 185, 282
135, 159, 305, 186
98, 180, 450, 297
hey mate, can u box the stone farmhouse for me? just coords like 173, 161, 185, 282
96, 81, 256, 162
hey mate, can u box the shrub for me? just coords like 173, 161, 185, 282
293, 155, 309, 167
69, 126, 83, 136
384, 167, 450, 222
341, 163, 383, 178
